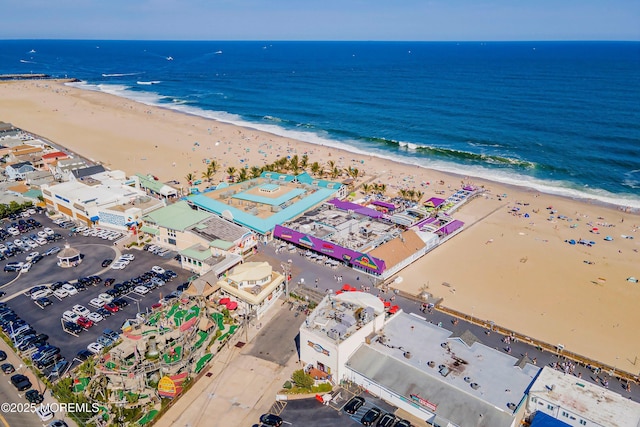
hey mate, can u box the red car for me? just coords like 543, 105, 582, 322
103, 303, 119, 313
76, 317, 94, 329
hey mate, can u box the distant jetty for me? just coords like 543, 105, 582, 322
0, 73, 53, 81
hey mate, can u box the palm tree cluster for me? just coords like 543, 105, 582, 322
189, 152, 367, 187
397, 188, 424, 203
361, 182, 387, 195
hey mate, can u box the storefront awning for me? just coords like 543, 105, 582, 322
140, 225, 160, 235
90, 216, 99, 221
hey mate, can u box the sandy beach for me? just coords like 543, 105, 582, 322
1, 80, 639, 375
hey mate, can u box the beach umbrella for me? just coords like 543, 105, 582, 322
341, 284, 352, 291
226, 301, 238, 310
219, 297, 230, 305
627, 277, 638, 283
604, 236, 613, 241
383, 301, 391, 308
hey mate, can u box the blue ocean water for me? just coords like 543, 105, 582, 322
1, 40, 639, 207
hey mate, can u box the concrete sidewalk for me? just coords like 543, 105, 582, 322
154, 301, 299, 427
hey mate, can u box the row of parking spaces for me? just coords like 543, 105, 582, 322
341, 395, 410, 427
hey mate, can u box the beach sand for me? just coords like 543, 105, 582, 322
1, 80, 638, 374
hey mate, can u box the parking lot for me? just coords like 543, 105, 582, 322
0, 211, 193, 375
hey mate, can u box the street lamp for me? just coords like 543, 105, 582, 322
281, 262, 291, 300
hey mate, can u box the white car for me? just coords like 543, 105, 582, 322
72, 304, 90, 317
26, 251, 40, 262
7, 227, 19, 236
20, 262, 32, 273
89, 298, 105, 308
37, 231, 48, 238
44, 227, 54, 235
87, 342, 104, 354
35, 405, 53, 422
87, 312, 103, 323
98, 293, 113, 303
151, 265, 165, 275
30, 288, 51, 300
14, 239, 24, 247
53, 289, 69, 299
120, 253, 135, 261
35, 237, 48, 246
61, 283, 78, 295
62, 310, 80, 323
134, 286, 149, 295
111, 262, 126, 270
26, 240, 39, 249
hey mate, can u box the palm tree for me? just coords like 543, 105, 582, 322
276, 157, 289, 173
398, 189, 407, 200
301, 154, 309, 169
330, 167, 341, 179
361, 183, 370, 194
208, 160, 218, 174
289, 155, 299, 173
310, 162, 322, 177
238, 168, 248, 182
415, 191, 424, 203
201, 168, 214, 182
185, 173, 195, 186
226, 166, 236, 183
407, 189, 416, 201
250, 166, 263, 179
327, 160, 335, 172
378, 183, 386, 194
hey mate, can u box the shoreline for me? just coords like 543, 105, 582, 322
65, 79, 640, 211
1, 79, 639, 374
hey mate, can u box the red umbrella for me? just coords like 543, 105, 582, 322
342, 284, 352, 291
388, 305, 400, 314
348, 286, 358, 292
226, 301, 238, 310
335, 290, 343, 295
383, 301, 391, 308
219, 297, 230, 305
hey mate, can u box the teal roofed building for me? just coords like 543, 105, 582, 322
141, 201, 257, 272
186, 173, 345, 239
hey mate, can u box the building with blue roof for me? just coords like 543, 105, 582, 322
186, 173, 345, 238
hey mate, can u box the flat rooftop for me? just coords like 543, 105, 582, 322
347, 312, 540, 427
302, 292, 384, 343
285, 204, 401, 252
188, 177, 339, 235
531, 367, 640, 427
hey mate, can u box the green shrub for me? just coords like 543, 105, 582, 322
283, 380, 292, 389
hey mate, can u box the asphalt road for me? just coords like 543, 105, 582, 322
247, 303, 305, 366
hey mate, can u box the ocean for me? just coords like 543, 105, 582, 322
1, 40, 639, 207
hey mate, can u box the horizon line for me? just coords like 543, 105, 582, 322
1, 38, 639, 43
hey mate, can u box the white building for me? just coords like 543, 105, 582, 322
527, 367, 640, 427
300, 300, 541, 427
42, 170, 164, 229
299, 292, 386, 383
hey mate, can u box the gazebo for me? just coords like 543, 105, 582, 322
57, 244, 82, 268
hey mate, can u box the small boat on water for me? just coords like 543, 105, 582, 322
28, 49, 36, 53
166, 56, 174, 61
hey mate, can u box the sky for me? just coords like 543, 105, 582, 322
1, 0, 639, 41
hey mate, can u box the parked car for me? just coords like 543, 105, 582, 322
361, 408, 382, 426
87, 342, 104, 354
72, 304, 90, 317
87, 312, 103, 323
10, 374, 32, 391
103, 303, 119, 313
344, 396, 365, 414
75, 350, 93, 361
1, 363, 15, 374
25, 389, 44, 404
63, 322, 83, 334
151, 265, 165, 275
76, 317, 94, 329
62, 310, 80, 323
61, 283, 78, 295
259, 414, 283, 427
377, 413, 396, 427
35, 297, 53, 309
101, 259, 113, 267
89, 298, 106, 308
35, 404, 54, 421
0, 350, 6, 361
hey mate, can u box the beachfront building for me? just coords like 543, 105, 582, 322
216, 261, 285, 320
140, 200, 256, 273
134, 173, 179, 199
186, 171, 344, 241
526, 367, 640, 427
42, 169, 164, 230
301, 296, 540, 427
4, 161, 36, 181
51, 158, 89, 180
274, 199, 439, 280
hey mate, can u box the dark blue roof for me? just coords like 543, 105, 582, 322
530, 411, 571, 427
